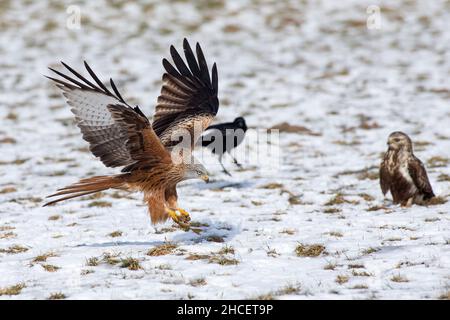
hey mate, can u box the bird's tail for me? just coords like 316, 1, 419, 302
43, 175, 127, 207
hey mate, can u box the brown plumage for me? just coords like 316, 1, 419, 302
380, 131, 435, 206
44, 39, 218, 230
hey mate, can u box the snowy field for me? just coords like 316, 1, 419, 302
0, 0, 449, 300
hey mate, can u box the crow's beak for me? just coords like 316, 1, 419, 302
201, 175, 210, 183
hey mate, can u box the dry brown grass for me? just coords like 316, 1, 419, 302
108, 231, 123, 238
391, 274, 409, 283
0, 283, 25, 296
427, 196, 447, 205
427, 156, 448, 168
147, 242, 177, 256
295, 244, 325, 257
325, 193, 359, 206
88, 200, 112, 208
32, 252, 57, 263
336, 275, 349, 284
209, 255, 239, 266
48, 292, 66, 300
120, 257, 142, 271
42, 264, 60, 272
189, 278, 207, 287
0, 244, 29, 254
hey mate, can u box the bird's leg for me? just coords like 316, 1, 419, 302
231, 155, 242, 168
219, 156, 232, 176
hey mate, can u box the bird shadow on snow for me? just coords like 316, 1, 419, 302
75, 240, 166, 248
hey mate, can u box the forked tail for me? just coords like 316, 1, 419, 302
43, 175, 126, 207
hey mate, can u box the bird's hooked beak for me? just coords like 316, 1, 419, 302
201, 174, 210, 183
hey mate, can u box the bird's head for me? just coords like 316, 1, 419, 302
234, 117, 247, 131
387, 131, 412, 152
183, 163, 209, 183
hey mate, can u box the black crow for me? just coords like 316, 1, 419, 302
200, 117, 248, 176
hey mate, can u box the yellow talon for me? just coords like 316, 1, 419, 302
166, 208, 191, 231
166, 208, 179, 222
177, 208, 191, 221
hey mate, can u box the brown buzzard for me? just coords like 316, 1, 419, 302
380, 131, 435, 206
44, 39, 219, 232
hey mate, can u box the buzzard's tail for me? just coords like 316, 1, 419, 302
43, 175, 127, 207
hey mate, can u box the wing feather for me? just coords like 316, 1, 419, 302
408, 157, 435, 199
153, 39, 219, 148
47, 62, 168, 171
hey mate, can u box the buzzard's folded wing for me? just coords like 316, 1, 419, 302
47, 62, 169, 172
408, 158, 435, 199
153, 39, 219, 149
379, 159, 390, 195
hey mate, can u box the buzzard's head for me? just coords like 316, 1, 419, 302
387, 131, 412, 152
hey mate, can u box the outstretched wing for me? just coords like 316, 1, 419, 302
153, 38, 219, 148
379, 157, 390, 195
47, 62, 170, 172
408, 157, 435, 199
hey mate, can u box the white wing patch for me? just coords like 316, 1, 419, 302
62, 89, 119, 126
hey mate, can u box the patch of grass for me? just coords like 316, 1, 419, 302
86, 257, 100, 267
155, 264, 172, 270
0, 283, 25, 296
147, 243, 177, 256
276, 283, 301, 296
335, 275, 349, 284
48, 215, 61, 221
437, 174, 450, 182
427, 196, 447, 205
102, 252, 121, 265
366, 205, 388, 212
260, 183, 284, 189
359, 193, 375, 201
0, 225, 15, 232
185, 254, 211, 261
325, 231, 343, 238
206, 235, 225, 243
80, 269, 95, 276
217, 245, 235, 255
0, 232, 16, 239
0, 187, 16, 194
351, 284, 369, 289
391, 274, 409, 283
42, 264, 60, 272
280, 228, 296, 235
0, 244, 29, 254
88, 201, 112, 208
323, 207, 341, 214
271, 122, 320, 135
120, 257, 142, 270
255, 293, 275, 300
324, 262, 336, 270
438, 291, 450, 300
108, 231, 123, 238
295, 244, 325, 257
427, 156, 449, 168
189, 278, 207, 287
325, 193, 359, 206
48, 292, 66, 300
362, 247, 380, 255
352, 270, 372, 277
32, 252, 57, 263
209, 256, 239, 266
348, 264, 365, 269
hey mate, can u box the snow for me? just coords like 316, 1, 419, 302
0, 0, 449, 299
